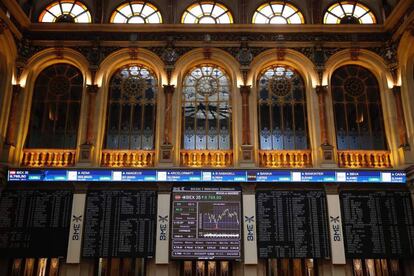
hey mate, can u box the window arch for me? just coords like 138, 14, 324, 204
323, 1, 376, 24
252, 1, 304, 24
181, 2, 233, 24
26, 64, 83, 148
258, 65, 309, 150
110, 1, 162, 23
182, 64, 232, 150
331, 65, 387, 150
39, 1, 92, 23
104, 65, 157, 150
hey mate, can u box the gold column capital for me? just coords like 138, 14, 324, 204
315, 85, 328, 95
163, 84, 175, 94
86, 84, 99, 94
239, 85, 251, 95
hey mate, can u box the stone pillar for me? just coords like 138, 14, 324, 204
60, 184, 91, 276
242, 184, 258, 276
316, 86, 335, 166
160, 85, 175, 165
1, 85, 22, 164
66, 189, 87, 264
324, 184, 346, 276
79, 85, 98, 165
240, 85, 251, 145
155, 184, 172, 276
240, 86, 254, 166
392, 86, 410, 149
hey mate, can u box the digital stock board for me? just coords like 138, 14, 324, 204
82, 190, 157, 258
7, 169, 407, 184
341, 190, 414, 259
171, 187, 242, 259
0, 189, 73, 257
256, 190, 330, 258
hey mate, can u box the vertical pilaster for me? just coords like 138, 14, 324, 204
242, 184, 258, 269
79, 85, 98, 165
392, 86, 410, 149
325, 184, 346, 276
160, 85, 175, 165
240, 85, 254, 166
5, 85, 22, 146
155, 184, 172, 276
1, 85, 22, 164
64, 184, 89, 275
240, 85, 251, 145
316, 86, 335, 166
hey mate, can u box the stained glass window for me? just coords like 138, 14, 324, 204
258, 65, 309, 150
39, 1, 92, 23
110, 1, 162, 23
324, 2, 376, 24
331, 65, 387, 150
105, 65, 157, 150
252, 1, 304, 24
181, 2, 233, 24
26, 64, 83, 148
182, 64, 232, 150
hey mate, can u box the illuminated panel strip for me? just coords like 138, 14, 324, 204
7, 169, 406, 183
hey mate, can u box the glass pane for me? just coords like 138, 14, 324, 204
106, 64, 157, 150
26, 64, 83, 149
254, 13, 268, 24
182, 64, 231, 150
258, 65, 308, 150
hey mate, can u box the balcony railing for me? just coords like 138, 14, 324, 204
180, 150, 233, 167
101, 150, 155, 167
337, 150, 392, 168
258, 150, 312, 168
22, 149, 76, 167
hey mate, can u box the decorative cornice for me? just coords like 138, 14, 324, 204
25, 31, 390, 44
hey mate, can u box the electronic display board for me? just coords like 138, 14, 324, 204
341, 190, 414, 259
7, 169, 406, 183
256, 190, 330, 258
171, 187, 242, 259
0, 189, 73, 257
82, 190, 157, 258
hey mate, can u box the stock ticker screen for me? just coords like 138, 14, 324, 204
171, 187, 242, 260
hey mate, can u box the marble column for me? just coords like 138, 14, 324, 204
5, 84, 22, 146
240, 86, 254, 166
316, 85, 335, 165
160, 85, 175, 164
392, 86, 410, 149
1, 85, 22, 164
79, 85, 98, 164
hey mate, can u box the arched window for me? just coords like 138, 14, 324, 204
181, 2, 233, 24
26, 64, 83, 148
258, 65, 309, 150
39, 1, 92, 23
110, 1, 162, 23
323, 2, 376, 24
331, 65, 387, 150
182, 64, 232, 150
252, 1, 304, 24
105, 65, 157, 150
